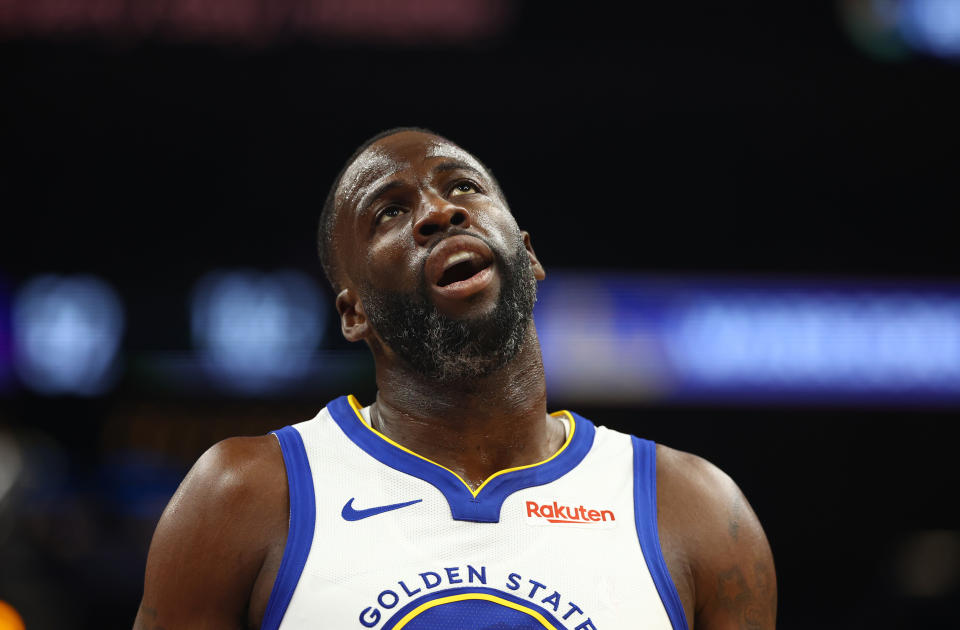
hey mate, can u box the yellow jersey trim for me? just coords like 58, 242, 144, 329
391, 593, 557, 629
346, 394, 575, 499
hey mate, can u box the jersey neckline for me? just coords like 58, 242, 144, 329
325, 395, 596, 523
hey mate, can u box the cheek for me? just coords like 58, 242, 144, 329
477, 212, 523, 248
364, 232, 423, 289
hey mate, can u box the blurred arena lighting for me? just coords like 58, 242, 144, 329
840, 0, 911, 61
98, 451, 185, 519
12, 275, 125, 396
899, 0, 960, 59
0, 432, 23, 506
190, 269, 325, 394
0, 0, 512, 45
0, 278, 10, 393
895, 530, 960, 597
534, 273, 960, 405
840, 0, 960, 61
0, 601, 25, 630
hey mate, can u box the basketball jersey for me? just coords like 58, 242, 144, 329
260, 395, 688, 630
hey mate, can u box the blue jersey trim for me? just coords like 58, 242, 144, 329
260, 426, 316, 630
326, 396, 596, 523
632, 436, 689, 630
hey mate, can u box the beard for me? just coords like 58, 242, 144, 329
361, 235, 538, 383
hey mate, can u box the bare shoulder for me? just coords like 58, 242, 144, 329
134, 434, 289, 630
158, 435, 288, 542
655, 444, 777, 630
179, 434, 287, 507
655, 444, 747, 536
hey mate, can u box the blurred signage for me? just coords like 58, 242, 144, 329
535, 273, 960, 405
0, 0, 513, 44
0, 277, 11, 393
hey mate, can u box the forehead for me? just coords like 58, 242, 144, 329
335, 131, 488, 212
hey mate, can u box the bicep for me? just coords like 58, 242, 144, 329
692, 475, 776, 630
695, 497, 776, 630
657, 447, 777, 630
136, 437, 286, 630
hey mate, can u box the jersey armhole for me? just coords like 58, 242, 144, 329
632, 436, 689, 630
260, 426, 316, 630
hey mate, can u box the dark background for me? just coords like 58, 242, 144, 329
1, 1, 958, 628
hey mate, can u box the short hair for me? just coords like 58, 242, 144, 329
317, 126, 505, 293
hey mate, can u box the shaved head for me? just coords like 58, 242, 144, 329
317, 128, 505, 292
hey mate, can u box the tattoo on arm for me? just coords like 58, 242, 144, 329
715, 561, 775, 630
728, 497, 741, 542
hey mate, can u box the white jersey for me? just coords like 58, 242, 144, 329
260, 395, 687, 630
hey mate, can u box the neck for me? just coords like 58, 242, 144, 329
369, 323, 563, 490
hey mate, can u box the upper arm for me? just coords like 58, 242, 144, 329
133, 435, 289, 630
657, 445, 777, 630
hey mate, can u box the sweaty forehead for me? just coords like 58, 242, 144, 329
335, 132, 487, 212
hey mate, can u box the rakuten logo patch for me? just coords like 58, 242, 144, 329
525, 501, 616, 527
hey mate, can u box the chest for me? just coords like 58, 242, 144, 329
260, 400, 683, 630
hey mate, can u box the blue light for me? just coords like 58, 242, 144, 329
839, 0, 960, 62
12, 275, 125, 396
190, 269, 325, 393
0, 277, 11, 393
900, 0, 960, 58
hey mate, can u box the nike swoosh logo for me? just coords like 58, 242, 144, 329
341, 497, 423, 521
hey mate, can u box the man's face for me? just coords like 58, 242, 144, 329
333, 130, 544, 380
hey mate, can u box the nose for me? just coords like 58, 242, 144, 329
412, 195, 470, 245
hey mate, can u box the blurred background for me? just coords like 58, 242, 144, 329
1, 0, 959, 628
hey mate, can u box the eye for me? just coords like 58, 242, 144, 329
450, 181, 479, 197
375, 206, 405, 225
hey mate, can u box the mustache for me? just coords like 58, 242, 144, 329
423, 228, 497, 256
417, 228, 507, 290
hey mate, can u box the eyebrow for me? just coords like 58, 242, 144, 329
432, 160, 485, 178
358, 160, 487, 215
358, 179, 405, 216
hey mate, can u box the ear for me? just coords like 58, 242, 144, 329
521, 230, 546, 281
336, 288, 371, 342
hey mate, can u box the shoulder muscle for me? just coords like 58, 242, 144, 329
134, 434, 289, 630
656, 444, 777, 630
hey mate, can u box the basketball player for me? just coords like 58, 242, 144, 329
134, 128, 776, 629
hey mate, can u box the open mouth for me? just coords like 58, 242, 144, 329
424, 234, 498, 299
437, 251, 493, 287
